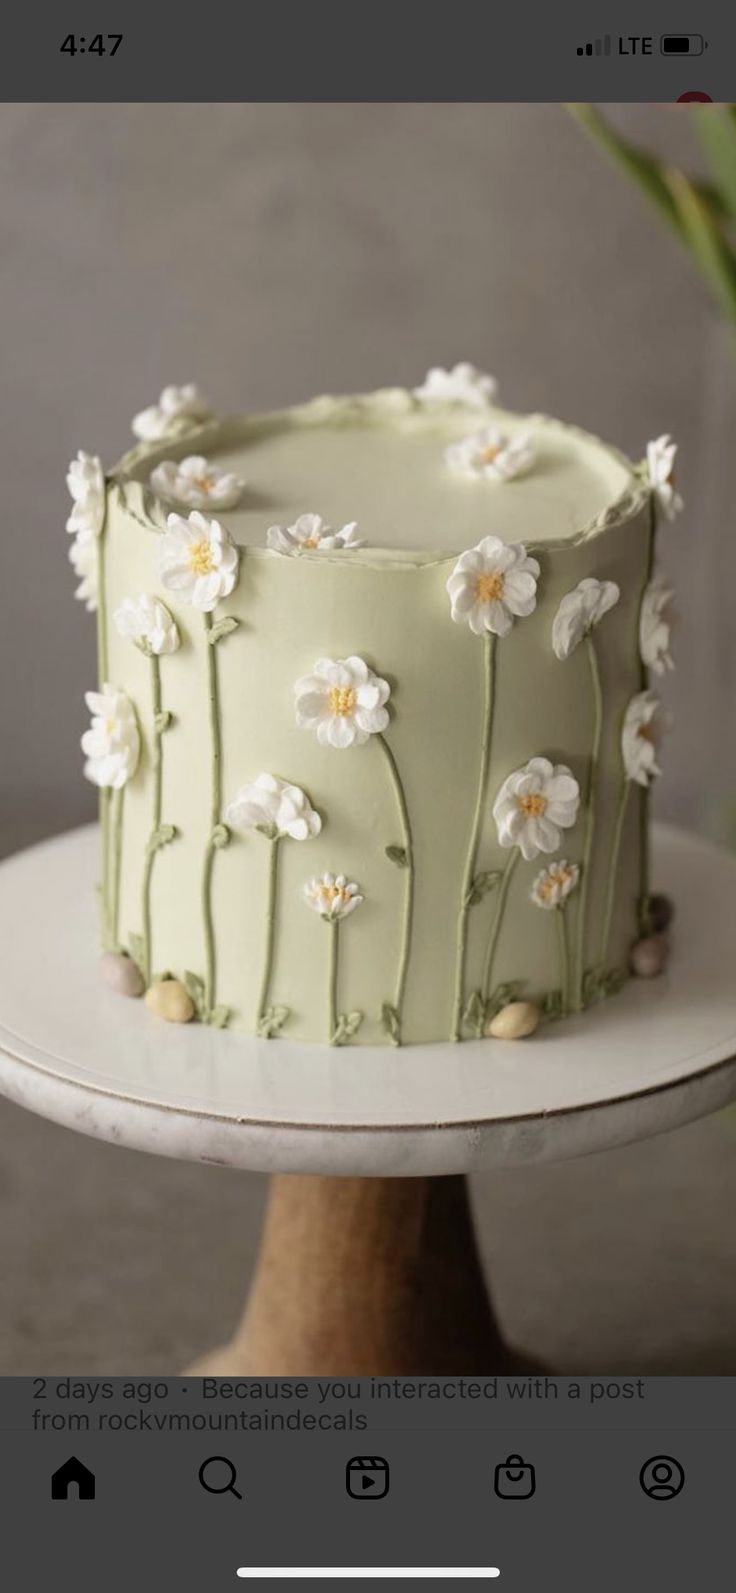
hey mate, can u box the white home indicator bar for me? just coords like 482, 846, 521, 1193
236, 1571, 500, 1580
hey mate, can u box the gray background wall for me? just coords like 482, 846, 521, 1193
1, 104, 735, 1374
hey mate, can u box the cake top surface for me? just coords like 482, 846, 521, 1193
120, 386, 642, 561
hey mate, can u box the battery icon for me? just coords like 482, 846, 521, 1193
660, 33, 705, 55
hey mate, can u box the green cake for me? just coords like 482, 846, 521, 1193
68, 367, 677, 1045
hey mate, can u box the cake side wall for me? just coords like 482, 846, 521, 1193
101, 494, 652, 1044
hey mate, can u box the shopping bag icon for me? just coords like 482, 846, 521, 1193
494, 1453, 536, 1499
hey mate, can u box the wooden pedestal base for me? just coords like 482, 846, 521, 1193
189, 1173, 528, 1376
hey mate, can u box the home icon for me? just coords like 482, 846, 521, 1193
51, 1456, 96, 1500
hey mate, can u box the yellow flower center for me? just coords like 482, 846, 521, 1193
329, 686, 356, 717
480, 441, 503, 464
192, 475, 214, 494
539, 865, 572, 901
322, 884, 350, 908
188, 538, 215, 576
518, 792, 548, 819
638, 722, 657, 744
476, 571, 505, 604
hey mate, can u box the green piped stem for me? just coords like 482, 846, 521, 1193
556, 907, 571, 1016
257, 835, 281, 1032
96, 509, 111, 946
202, 611, 223, 1015
110, 786, 125, 950
573, 634, 604, 1010
378, 733, 414, 1043
141, 654, 163, 985
328, 917, 339, 1045
452, 632, 498, 1041
600, 779, 631, 969
636, 493, 658, 917
481, 848, 518, 1003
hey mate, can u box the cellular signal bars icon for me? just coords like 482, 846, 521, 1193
577, 35, 612, 55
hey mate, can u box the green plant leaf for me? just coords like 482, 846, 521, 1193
209, 1005, 232, 1029
380, 1002, 401, 1045
154, 710, 173, 734
208, 616, 240, 645
542, 988, 564, 1020
664, 164, 736, 325
695, 106, 736, 220
211, 823, 231, 849
257, 1005, 290, 1038
465, 870, 500, 907
567, 104, 683, 237
385, 844, 408, 868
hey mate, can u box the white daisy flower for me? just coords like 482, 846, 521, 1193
414, 362, 497, 409
531, 859, 580, 910
445, 426, 534, 482
303, 872, 363, 920
82, 685, 140, 790
295, 655, 390, 749
132, 384, 211, 442
66, 451, 105, 538
266, 512, 362, 555
446, 535, 540, 638
552, 577, 620, 660
647, 435, 683, 521
622, 690, 667, 787
68, 530, 98, 612
226, 773, 322, 842
639, 575, 675, 675
158, 511, 239, 612
114, 594, 180, 656
493, 757, 581, 863
150, 455, 245, 511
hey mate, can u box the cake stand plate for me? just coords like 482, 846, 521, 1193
2, 822, 735, 1375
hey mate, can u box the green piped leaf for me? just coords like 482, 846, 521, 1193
147, 823, 177, 857
154, 710, 173, 734
258, 1005, 290, 1039
582, 965, 606, 1006
113, 480, 130, 512
602, 966, 628, 997
255, 821, 279, 840
128, 932, 146, 972
381, 1002, 401, 1045
208, 616, 240, 645
209, 1005, 232, 1029
211, 823, 231, 850
462, 990, 485, 1037
385, 844, 408, 868
183, 970, 207, 1019
334, 1010, 365, 1046
465, 870, 500, 907
484, 981, 526, 1026
542, 988, 565, 1021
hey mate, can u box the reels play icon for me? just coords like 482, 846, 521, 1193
346, 1456, 390, 1500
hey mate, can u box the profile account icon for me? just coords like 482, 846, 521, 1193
639, 1456, 685, 1500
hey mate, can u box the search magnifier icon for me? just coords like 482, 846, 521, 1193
198, 1455, 243, 1500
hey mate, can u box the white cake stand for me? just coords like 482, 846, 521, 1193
1, 823, 735, 1375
